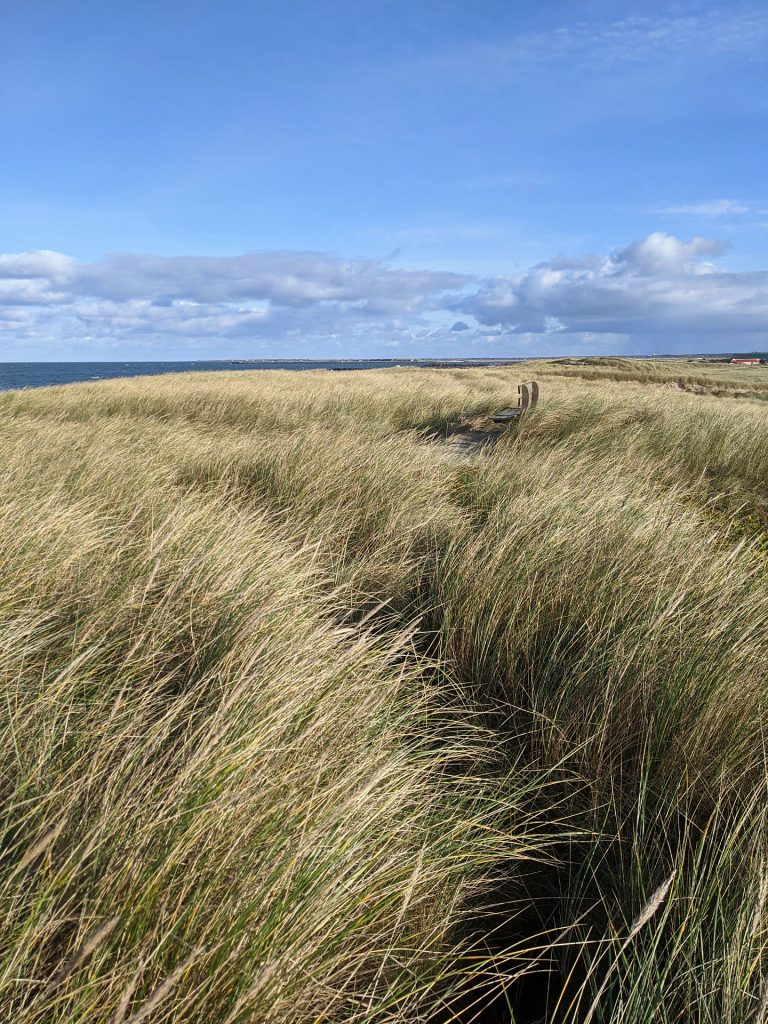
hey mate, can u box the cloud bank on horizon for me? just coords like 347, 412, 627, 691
1, 232, 766, 358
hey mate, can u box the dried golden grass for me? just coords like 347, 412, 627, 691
0, 359, 766, 1022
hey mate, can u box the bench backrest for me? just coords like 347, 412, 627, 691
518, 380, 539, 413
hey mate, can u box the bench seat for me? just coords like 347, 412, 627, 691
489, 408, 523, 422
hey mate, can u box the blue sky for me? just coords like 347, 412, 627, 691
1, 0, 766, 359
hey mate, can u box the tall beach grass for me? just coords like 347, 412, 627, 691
1, 358, 766, 1022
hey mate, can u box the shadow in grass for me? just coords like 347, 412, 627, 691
425, 855, 586, 1024
418, 418, 510, 460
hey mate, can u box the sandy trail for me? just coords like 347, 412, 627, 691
435, 415, 508, 460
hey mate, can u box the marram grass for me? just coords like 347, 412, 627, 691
0, 358, 766, 1023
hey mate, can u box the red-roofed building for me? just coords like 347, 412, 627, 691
730, 358, 761, 365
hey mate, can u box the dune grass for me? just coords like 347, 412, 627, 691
1, 359, 766, 1022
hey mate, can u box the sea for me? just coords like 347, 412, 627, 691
0, 353, 756, 391
0, 359, 522, 391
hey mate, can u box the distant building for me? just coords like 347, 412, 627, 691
730, 358, 761, 365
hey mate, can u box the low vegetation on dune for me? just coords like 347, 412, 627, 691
1, 358, 767, 1023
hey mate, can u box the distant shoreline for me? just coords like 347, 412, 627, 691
0, 358, 520, 392
1, 353, 764, 391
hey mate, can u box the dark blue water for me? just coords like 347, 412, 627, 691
0, 359, 523, 391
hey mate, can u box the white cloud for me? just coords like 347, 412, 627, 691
0, 250, 78, 304
543, 316, 566, 334
0, 250, 77, 280
462, 232, 768, 337
67, 251, 470, 309
615, 232, 728, 273
0, 249, 469, 312
0, 278, 72, 306
656, 199, 750, 217
1, 235, 767, 357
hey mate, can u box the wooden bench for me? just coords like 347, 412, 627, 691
490, 381, 539, 423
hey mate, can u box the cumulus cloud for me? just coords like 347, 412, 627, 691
461, 231, 768, 337
0, 250, 77, 281
1, 234, 767, 357
0, 250, 79, 305
64, 251, 470, 310
0, 248, 469, 312
0, 278, 73, 306
0, 248, 474, 355
615, 232, 728, 273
